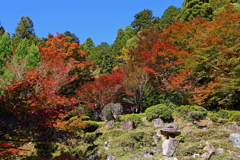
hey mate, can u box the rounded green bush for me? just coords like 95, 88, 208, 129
80, 116, 90, 121
174, 105, 192, 119
187, 111, 204, 122
218, 110, 230, 119
145, 104, 172, 121
211, 116, 219, 122
119, 114, 142, 126
69, 116, 78, 121
230, 111, 240, 121
174, 105, 207, 122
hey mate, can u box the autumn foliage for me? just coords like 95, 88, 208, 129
0, 7, 240, 158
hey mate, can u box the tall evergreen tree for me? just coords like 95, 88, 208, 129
0, 22, 5, 36
15, 38, 28, 60
123, 25, 135, 40
27, 43, 40, 68
12, 16, 38, 46
64, 31, 80, 44
109, 28, 125, 67
81, 37, 95, 54
178, 0, 214, 21
89, 42, 113, 74
131, 9, 160, 32
160, 6, 181, 28
0, 32, 12, 74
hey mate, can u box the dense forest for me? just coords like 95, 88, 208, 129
0, 0, 240, 159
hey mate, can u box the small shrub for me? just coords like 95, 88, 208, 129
187, 111, 204, 123
211, 116, 219, 122
218, 110, 230, 119
174, 105, 192, 119
104, 109, 115, 121
80, 116, 90, 121
176, 134, 185, 142
207, 112, 219, 122
145, 104, 172, 121
35, 142, 57, 158
119, 114, 142, 126
114, 121, 122, 128
224, 121, 234, 126
174, 105, 207, 122
190, 106, 208, 116
230, 111, 240, 121
218, 119, 229, 124
69, 116, 78, 121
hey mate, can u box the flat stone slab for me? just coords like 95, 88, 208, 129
160, 128, 181, 137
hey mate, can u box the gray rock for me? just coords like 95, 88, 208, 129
104, 141, 110, 150
162, 138, 178, 157
101, 103, 123, 120
106, 153, 115, 160
164, 158, 178, 160
104, 120, 115, 128
202, 141, 215, 159
145, 149, 156, 155
85, 155, 94, 160
152, 118, 165, 127
226, 125, 239, 132
217, 148, 224, 154
166, 124, 178, 130
230, 134, 240, 148
122, 120, 135, 130
230, 154, 240, 159
130, 156, 142, 160
193, 154, 200, 158
153, 135, 159, 145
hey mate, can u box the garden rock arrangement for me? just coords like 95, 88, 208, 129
158, 124, 181, 157
90, 106, 240, 160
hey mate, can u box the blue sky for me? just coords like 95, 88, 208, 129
1, 0, 183, 45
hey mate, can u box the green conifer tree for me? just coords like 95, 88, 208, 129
12, 16, 38, 46
178, 0, 214, 21
27, 43, 40, 68
160, 6, 181, 28
81, 37, 95, 54
0, 22, 5, 36
0, 32, 12, 74
16, 38, 28, 60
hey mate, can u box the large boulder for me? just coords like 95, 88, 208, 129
152, 118, 165, 127
104, 120, 115, 129
100, 103, 123, 120
162, 138, 178, 157
202, 141, 215, 159
226, 125, 239, 132
122, 120, 135, 130
106, 153, 115, 160
230, 134, 240, 148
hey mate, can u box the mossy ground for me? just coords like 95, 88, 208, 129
8, 117, 240, 159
